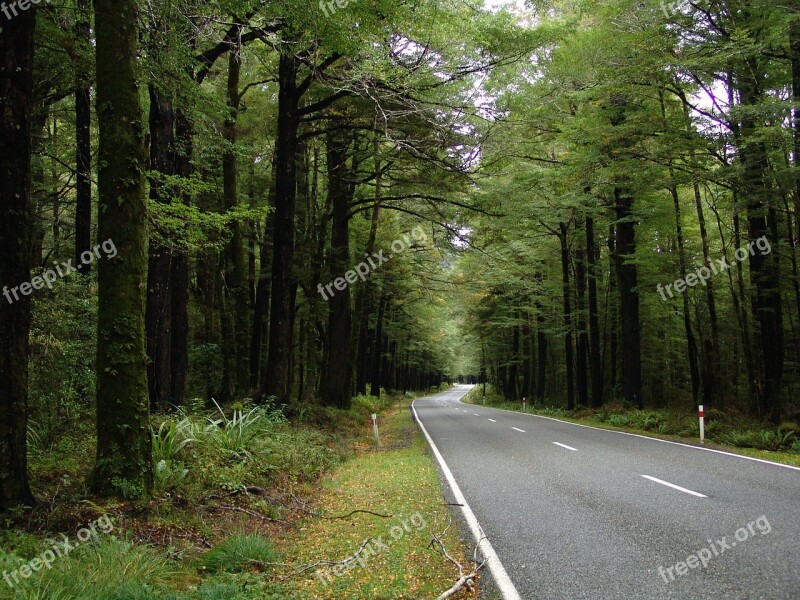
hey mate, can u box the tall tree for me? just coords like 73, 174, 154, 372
0, 3, 37, 509
92, 0, 152, 495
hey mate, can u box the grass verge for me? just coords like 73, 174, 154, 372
265, 398, 478, 599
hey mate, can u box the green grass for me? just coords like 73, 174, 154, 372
264, 400, 479, 600
199, 533, 277, 574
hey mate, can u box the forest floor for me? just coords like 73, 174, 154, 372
463, 387, 800, 469
0, 392, 478, 599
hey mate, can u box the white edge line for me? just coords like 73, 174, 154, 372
413, 394, 522, 600
641, 474, 707, 498
552, 442, 578, 452
456, 396, 800, 473
511, 427, 526, 433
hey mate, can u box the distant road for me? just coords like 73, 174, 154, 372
413, 385, 800, 599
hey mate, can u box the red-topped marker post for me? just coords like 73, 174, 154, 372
698, 405, 705, 444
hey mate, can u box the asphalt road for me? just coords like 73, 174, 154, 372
413, 385, 800, 600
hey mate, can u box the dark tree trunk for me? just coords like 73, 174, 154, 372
521, 312, 532, 401
74, 0, 92, 275
559, 222, 575, 410
146, 84, 176, 412
322, 131, 355, 409
0, 6, 37, 509
263, 52, 299, 402
370, 294, 387, 397
735, 66, 783, 422
607, 223, 618, 394
223, 44, 250, 398
613, 189, 642, 408
586, 216, 603, 407
93, 0, 152, 495
668, 183, 700, 405
534, 272, 547, 402
575, 219, 589, 408
250, 154, 277, 390
169, 108, 192, 409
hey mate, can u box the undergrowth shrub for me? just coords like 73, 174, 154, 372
199, 533, 277, 574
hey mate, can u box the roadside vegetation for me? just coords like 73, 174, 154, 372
463, 386, 800, 468
2, 385, 476, 599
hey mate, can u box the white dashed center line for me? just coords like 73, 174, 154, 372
512, 427, 526, 433
552, 442, 578, 452
641, 475, 707, 498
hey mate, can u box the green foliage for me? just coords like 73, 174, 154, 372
152, 419, 195, 463
153, 459, 189, 494
0, 539, 178, 600
201, 400, 286, 459
260, 429, 341, 483
199, 534, 277, 574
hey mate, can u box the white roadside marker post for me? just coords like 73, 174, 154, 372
372, 413, 381, 449
699, 404, 705, 444
522, 397, 527, 412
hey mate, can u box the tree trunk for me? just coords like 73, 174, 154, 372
668, 183, 700, 404
613, 189, 642, 408
559, 222, 575, 410
586, 215, 603, 407
0, 6, 37, 509
534, 272, 547, 402
322, 130, 355, 409
250, 154, 277, 390
146, 84, 175, 412
370, 294, 387, 397
93, 0, 152, 496
575, 219, 589, 407
223, 43, 250, 398
169, 108, 192, 409
263, 51, 299, 402
735, 66, 783, 422
74, 0, 92, 275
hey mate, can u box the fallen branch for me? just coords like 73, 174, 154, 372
206, 504, 288, 525
429, 517, 487, 600
252, 537, 375, 581
320, 509, 392, 520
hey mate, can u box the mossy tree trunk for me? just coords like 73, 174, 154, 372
0, 6, 37, 510
92, 0, 152, 496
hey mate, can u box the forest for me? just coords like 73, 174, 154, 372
0, 0, 799, 597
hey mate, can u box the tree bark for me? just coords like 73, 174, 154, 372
0, 5, 37, 509
559, 222, 575, 410
92, 0, 152, 496
613, 189, 642, 408
322, 130, 355, 409
74, 0, 92, 275
223, 42, 250, 398
262, 51, 299, 402
146, 84, 175, 412
586, 215, 603, 407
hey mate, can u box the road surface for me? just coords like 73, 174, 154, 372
413, 385, 800, 599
